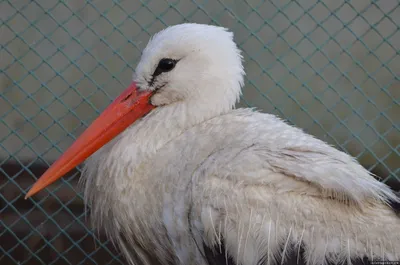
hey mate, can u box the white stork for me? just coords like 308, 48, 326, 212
26, 23, 400, 265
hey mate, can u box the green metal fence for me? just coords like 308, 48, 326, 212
1, 0, 399, 264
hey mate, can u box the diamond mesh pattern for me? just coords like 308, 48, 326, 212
1, 0, 399, 264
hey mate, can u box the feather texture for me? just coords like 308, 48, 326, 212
80, 24, 399, 265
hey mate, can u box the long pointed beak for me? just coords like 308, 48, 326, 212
25, 82, 155, 199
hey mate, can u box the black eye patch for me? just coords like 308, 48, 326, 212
149, 58, 178, 87
157, 58, 176, 72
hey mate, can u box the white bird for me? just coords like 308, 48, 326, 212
26, 23, 400, 265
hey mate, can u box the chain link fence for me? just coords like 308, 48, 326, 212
1, 0, 399, 264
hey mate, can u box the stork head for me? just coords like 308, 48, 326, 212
135, 23, 244, 110
25, 23, 244, 198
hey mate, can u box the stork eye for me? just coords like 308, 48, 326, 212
157, 58, 176, 72
148, 58, 178, 87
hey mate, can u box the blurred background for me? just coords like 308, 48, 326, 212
1, 0, 399, 264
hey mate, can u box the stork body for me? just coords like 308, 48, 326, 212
85, 107, 400, 265
28, 24, 400, 265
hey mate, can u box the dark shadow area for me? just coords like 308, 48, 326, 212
0, 162, 123, 265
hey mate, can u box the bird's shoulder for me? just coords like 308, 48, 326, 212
191, 108, 397, 205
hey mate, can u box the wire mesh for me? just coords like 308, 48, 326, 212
1, 0, 399, 264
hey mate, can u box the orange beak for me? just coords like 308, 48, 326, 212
25, 82, 155, 199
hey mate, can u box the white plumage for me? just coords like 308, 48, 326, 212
32, 23, 400, 265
